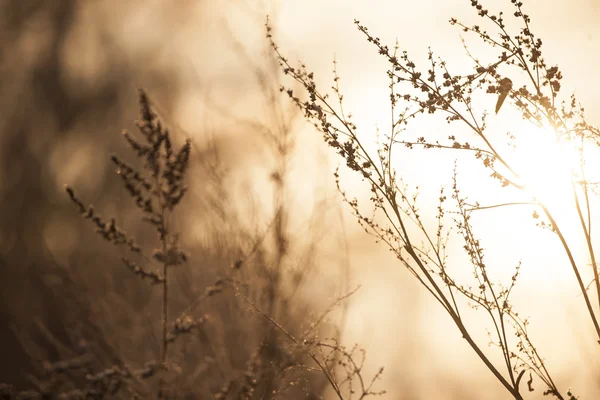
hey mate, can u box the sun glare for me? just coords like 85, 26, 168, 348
507, 123, 580, 212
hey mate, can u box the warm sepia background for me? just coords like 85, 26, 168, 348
1, 0, 599, 398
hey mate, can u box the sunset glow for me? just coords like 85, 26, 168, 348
508, 123, 580, 212
3, 0, 600, 399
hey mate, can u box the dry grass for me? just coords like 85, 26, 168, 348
0, 85, 382, 399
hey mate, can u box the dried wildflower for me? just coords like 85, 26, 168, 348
60, 89, 195, 398
152, 234, 189, 267
237, 346, 263, 400
121, 257, 165, 284
268, 0, 596, 397
166, 315, 208, 344
65, 185, 142, 254
42, 354, 93, 374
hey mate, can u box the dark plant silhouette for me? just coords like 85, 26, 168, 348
269, 0, 598, 398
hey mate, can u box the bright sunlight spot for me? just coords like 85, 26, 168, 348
507, 123, 580, 212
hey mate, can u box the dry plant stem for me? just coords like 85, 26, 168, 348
159, 204, 169, 367
464, 29, 600, 348
240, 292, 345, 400
269, 52, 525, 400
509, 59, 600, 345
453, 1, 600, 345
366, 0, 600, 346
575, 148, 600, 314
571, 181, 600, 325
162, 266, 168, 364
542, 202, 600, 341
514, 33, 600, 343
404, 245, 525, 400
454, 191, 518, 384
62, 89, 193, 398
266, 0, 592, 396
158, 223, 169, 399
387, 179, 520, 397
240, 286, 384, 400
152, 108, 171, 399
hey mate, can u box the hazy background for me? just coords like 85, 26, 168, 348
1, 0, 599, 398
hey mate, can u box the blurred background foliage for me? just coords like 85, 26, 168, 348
0, 1, 350, 397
